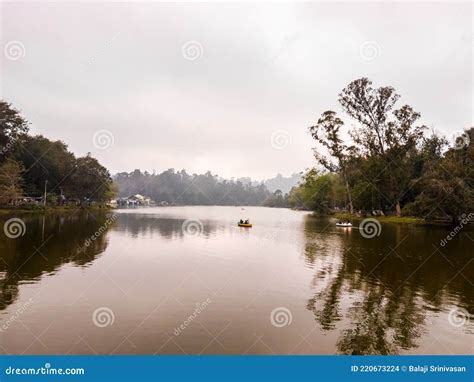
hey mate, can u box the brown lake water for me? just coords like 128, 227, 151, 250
0, 206, 472, 355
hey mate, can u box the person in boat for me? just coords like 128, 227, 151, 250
239, 219, 244, 224
244, 219, 249, 224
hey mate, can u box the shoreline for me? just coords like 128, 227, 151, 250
0, 206, 114, 215
331, 212, 449, 226
0, 206, 457, 227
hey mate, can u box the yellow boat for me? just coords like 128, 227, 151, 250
238, 223, 252, 228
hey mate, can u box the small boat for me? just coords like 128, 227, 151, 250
336, 222, 352, 227
238, 223, 252, 228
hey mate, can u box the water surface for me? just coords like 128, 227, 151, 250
0, 207, 472, 355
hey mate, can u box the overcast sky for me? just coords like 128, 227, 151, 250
1, 2, 472, 180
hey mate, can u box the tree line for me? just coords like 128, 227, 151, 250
0, 101, 116, 207
114, 169, 271, 206
3, 78, 472, 219
289, 78, 473, 223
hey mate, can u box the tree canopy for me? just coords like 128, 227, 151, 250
290, 78, 473, 223
0, 101, 115, 206
114, 169, 270, 206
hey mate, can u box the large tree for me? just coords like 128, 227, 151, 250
405, 128, 474, 223
309, 110, 354, 213
0, 101, 117, 206
0, 101, 29, 162
12, 135, 76, 196
339, 78, 426, 215
0, 158, 24, 204
69, 154, 115, 204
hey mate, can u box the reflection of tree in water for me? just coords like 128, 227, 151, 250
304, 218, 347, 331
338, 288, 397, 355
303, 216, 473, 354
307, 266, 344, 331
0, 211, 115, 311
337, 286, 425, 355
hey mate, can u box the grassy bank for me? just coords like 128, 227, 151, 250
332, 212, 426, 225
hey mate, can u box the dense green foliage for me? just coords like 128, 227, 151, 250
289, 170, 345, 213
262, 189, 288, 208
114, 169, 270, 206
0, 101, 115, 206
290, 78, 473, 222
0, 158, 24, 204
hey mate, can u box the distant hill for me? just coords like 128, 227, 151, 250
264, 173, 301, 194
114, 170, 301, 206
114, 169, 270, 206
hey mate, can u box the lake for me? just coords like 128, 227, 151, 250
0, 206, 472, 355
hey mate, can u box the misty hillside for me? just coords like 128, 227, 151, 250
264, 173, 301, 194
114, 169, 271, 206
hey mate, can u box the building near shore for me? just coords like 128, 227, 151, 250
117, 194, 152, 206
